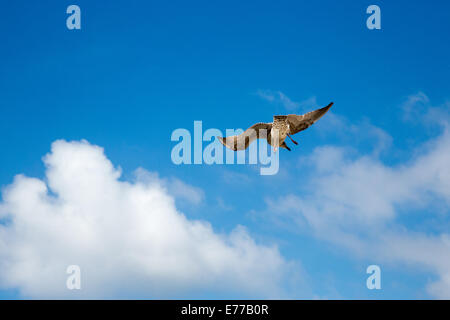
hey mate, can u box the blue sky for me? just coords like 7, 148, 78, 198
0, 1, 449, 299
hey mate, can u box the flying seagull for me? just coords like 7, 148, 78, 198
218, 102, 333, 151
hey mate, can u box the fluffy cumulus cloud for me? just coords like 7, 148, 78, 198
265, 93, 450, 298
0, 140, 289, 298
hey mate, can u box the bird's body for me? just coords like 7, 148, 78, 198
268, 116, 290, 150
218, 102, 333, 152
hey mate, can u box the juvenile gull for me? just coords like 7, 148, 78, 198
218, 102, 333, 151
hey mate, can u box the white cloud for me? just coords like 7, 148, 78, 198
402, 91, 430, 122
0, 140, 291, 298
402, 92, 450, 128
134, 169, 205, 206
256, 89, 277, 103
256, 90, 319, 112
221, 169, 252, 185
264, 95, 450, 298
277, 92, 300, 111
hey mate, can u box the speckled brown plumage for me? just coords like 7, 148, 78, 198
218, 102, 333, 152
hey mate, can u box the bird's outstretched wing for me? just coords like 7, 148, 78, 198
287, 102, 333, 135
218, 122, 272, 151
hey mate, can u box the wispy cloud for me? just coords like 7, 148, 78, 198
256, 90, 319, 112
262, 94, 450, 298
222, 169, 252, 185
402, 91, 450, 128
